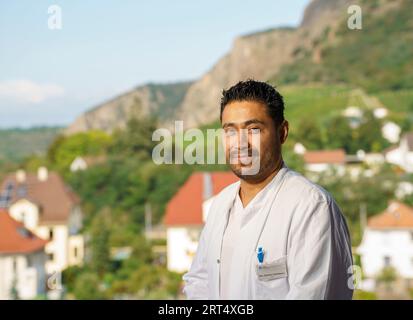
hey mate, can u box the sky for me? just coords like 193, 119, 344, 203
0, 0, 310, 128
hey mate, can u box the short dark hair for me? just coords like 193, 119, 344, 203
220, 79, 285, 125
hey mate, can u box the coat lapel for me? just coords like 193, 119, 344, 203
209, 181, 239, 299
245, 166, 290, 261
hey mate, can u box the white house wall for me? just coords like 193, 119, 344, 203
167, 227, 201, 273
9, 200, 39, 231
357, 229, 413, 279
43, 225, 69, 274
0, 251, 46, 299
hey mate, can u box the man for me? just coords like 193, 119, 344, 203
182, 80, 353, 299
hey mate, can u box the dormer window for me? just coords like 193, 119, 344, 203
20, 211, 26, 225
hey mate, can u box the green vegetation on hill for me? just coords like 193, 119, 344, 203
146, 81, 193, 121
274, 0, 413, 93
0, 127, 61, 163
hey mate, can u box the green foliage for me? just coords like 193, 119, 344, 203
294, 119, 324, 150
90, 208, 112, 276
377, 266, 397, 284
47, 130, 112, 174
62, 265, 85, 293
278, 84, 351, 127
109, 116, 157, 160
274, 0, 413, 93
107, 236, 182, 299
146, 81, 192, 121
353, 290, 377, 300
73, 272, 106, 300
0, 127, 61, 163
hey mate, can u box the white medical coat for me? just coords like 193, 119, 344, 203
182, 164, 353, 300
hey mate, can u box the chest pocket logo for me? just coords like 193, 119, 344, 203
256, 255, 288, 281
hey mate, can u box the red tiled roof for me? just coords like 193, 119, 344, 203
164, 172, 238, 226
368, 201, 413, 229
0, 209, 47, 254
303, 149, 346, 164
1, 171, 80, 224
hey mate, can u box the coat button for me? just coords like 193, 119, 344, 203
217, 259, 220, 264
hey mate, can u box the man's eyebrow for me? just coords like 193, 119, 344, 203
244, 119, 265, 126
222, 119, 265, 129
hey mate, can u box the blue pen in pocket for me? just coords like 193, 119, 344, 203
257, 247, 264, 268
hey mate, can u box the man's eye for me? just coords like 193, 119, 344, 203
225, 129, 237, 136
250, 128, 260, 134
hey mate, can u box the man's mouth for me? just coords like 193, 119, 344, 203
230, 149, 255, 165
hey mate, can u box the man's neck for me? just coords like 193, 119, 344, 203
239, 159, 284, 208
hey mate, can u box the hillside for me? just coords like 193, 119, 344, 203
274, 0, 413, 92
0, 127, 62, 162
66, 81, 192, 134
65, 0, 411, 134
66, 0, 357, 133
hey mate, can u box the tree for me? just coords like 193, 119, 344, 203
324, 115, 354, 152
47, 130, 112, 174
294, 119, 324, 150
73, 272, 106, 300
356, 111, 390, 153
110, 114, 158, 160
90, 208, 112, 276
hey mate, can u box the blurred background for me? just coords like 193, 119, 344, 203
0, 0, 412, 300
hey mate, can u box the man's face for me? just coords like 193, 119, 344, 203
221, 100, 288, 182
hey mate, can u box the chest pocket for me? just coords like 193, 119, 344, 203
253, 255, 289, 299
256, 255, 288, 281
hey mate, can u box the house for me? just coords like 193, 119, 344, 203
381, 121, 401, 144
0, 167, 84, 275
164, 172, 238, 273
342, 106, 363, 128
0, 209, 48, 299
357, 201, 413, 288
384, 132, 413, 173
374, 107, 389, 119
303, 149, 346, 176
70, 155, 106, 172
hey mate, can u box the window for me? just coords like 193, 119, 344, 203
26, 256, 32, 268
384, 256, 391, 267
13, 258, 17, 272
188, 229, 199, 242
49, 228, 54, 240
20, 212, 26, 225
48, 253, 54, 262
73, 247, 78, 259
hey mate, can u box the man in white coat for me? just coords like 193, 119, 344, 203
182, 79, 353, 300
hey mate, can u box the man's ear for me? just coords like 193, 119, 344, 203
279, 120, 289, 144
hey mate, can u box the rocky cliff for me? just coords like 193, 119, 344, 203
65, 0, 358, 134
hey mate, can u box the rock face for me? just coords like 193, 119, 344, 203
65, 82, 192, 134
176, 0, 355, 129
66, 0, 354, 134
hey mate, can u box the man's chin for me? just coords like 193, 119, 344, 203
230, 164, 261, 181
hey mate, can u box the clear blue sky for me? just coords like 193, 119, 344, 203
0, 0, 310, 128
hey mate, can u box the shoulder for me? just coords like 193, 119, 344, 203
283, 169, 333, 205
205, 180, 239, 224
281, 169, 345, 225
